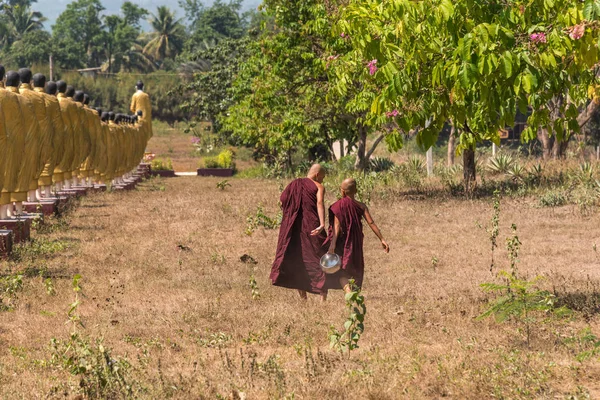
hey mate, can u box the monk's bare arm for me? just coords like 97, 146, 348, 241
328, 216, 341, 253
364, 207, 390, 253
310, 183, 326, 236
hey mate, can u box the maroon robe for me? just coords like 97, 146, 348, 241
324, 196, 366, 289
270, 178, 327, 294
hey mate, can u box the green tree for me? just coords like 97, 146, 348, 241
102, 2, 152, 73
142, 6, 186, 64
222, 0, 390, 169
52, 0, 105, 68
3, 4, 46, 41
178, 37, 252, 135
8, 29, 51, 66
338, 0, 600, 187
189, 0, 244, 43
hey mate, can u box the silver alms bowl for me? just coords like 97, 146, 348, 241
320, 253, 341, 274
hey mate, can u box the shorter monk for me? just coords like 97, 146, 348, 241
325, 178, 389, 293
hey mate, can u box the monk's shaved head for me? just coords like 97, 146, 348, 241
307, 163, 326, 183
341, 178, 357, 195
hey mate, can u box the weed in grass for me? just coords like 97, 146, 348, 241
329, 280, 366, 356
0, 274, 23, 311
245, 205, 281, 236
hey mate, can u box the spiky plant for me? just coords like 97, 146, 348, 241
487, 153, 514, 174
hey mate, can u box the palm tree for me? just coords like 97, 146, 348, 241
3, 5, 46, 41
142, 6, 186, 63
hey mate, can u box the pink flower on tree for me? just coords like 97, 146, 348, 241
367, 59, 378, 75
340, 32, 346, 38
385, 109, 399, 118
530, 32, 547, 44
191, 136, 201, 144
569, 24, 585, 40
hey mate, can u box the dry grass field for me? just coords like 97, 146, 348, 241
1, 175, 600, 399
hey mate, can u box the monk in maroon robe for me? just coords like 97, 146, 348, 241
270, 164, 328, 300
325, 178, 389, 293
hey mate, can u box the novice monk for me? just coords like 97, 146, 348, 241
325, 178, 389, 293
270, 164, 328, 301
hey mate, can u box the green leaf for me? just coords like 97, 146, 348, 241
501, 53, 513, 78
583, 0, 600, 20
522, 73, 538, 94
439, 0, 454, 20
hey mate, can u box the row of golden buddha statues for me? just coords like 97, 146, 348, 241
0, 67, 153, 219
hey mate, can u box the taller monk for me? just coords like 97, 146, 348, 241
270, 164, 328, 301
130, 80, 152, 140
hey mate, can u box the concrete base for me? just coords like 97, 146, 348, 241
23, 200, 59, 216
197, 168, 234, 177
0, 230, 13, 256
113, 180, 136, 191
0, 218, 31, 243
57, 188, 86, 198
71, 186, 91, 195
93, 184, 107, 192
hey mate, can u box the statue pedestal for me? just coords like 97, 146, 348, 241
22, 213, 44, 228
138, 163, 151, 178
113, 181, 136, 191
0, 218, 32, 243
24, 200, 59, 216
0, 230, 13, 256
71, 186, 91, 195
93, 184, 107, 192
58, 187, 87, 198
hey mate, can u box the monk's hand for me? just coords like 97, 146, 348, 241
381, 240, 390, 253
310, 225, 324, 236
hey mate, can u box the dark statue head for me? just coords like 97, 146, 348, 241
136, 110, 143, 118
0, 65, 5, 80
83, 94, 90, 105
45, 81, 58, 95
18, 68, 32, 84
95, 107, 102, 116
56, 80, 67, 93
32, 73, 46, 88
6, 71, 20, 87
136, 80, 144, 90
101, 112, 109, 122
108, 112, 115, 121
66, 85, 75, 97
73, 90, 84, 103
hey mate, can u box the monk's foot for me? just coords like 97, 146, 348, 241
297, 290, 308, 300
320, 293, 327, 302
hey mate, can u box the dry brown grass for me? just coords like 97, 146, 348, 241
1, 175, 600, 399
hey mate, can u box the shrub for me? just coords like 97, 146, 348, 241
150, 158, 173, 171
203, 150, 236, 170
538, 191, 567, 208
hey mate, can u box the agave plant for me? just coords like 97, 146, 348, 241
407, 155, 425, 173
487, 153, 514, 174
576, 162, 595, 186
529, 163, 544, 179
369, 157, 395, 172
508, 163, 526, 182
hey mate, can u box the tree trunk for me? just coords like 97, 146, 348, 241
577, 100, 600, 129
538, 128, 553, 161
463, 147, 476, 194
354, 125, 368, 170
552, 139, 569, 159
447, 125, 456, 167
